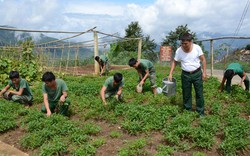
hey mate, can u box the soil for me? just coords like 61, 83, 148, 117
0, 68, 249, 156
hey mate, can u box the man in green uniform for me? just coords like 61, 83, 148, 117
100, 73, 124, 106
168, 33, 206, 116
219, 62, 249, 93
128, 58, 157, 94
95, 55, 109, 76
0, 71, 33, 107
41, 72, 70, 117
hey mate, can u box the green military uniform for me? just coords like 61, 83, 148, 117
99, 55, 109, 74
181, 69, 204, 115
103, 76, 124, 99
174, 44, 205, 116
225, 63, 249, 93
41, 79, 70, 115
4, 78, 33, 104
135, 59, 156, 88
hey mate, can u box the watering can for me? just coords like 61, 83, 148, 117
157, 78, 176, 96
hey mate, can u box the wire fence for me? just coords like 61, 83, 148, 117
1, 26, 250, 75
0, 26, 141, 75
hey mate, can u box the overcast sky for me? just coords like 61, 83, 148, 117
0, 0, 249, 44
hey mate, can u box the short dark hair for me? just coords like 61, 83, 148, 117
128, 58, 137, 67
224, 69, 234, 79
179, 32, 193, 41
42, 72, 56, 82
95, 56, 100, 61
9, 71, 19, 79
114, 73, 123, 83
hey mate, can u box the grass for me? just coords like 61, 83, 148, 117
0, 65, 249, 155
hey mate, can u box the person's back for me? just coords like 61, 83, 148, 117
100, 55, 108, 63
138, 59, 155, 72
220, 62, 249, 93
226, 63, 243, 75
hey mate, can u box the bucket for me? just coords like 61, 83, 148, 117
162, 78, 176, 96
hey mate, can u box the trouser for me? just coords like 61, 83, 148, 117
226, 75, 249, 93
3, 92, 33, 105
105, 91, 122, 101
100, 62, 109, 75
181, 70, 204, 115
41, 98, 71, 115
140, 71, 157, 88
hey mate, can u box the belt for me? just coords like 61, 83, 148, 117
182, 67, 201, 74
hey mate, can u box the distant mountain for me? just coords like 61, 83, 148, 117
0, 25, 17, 46
0, 26, 93, 59
197, 31, 249, 51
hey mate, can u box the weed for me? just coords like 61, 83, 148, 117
110, 131, 122, 138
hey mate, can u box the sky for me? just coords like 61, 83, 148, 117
0, 0, 249, 44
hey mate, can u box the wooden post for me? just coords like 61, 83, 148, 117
137, 38, 142, 59
94, 31, 99, 74
74, 46, 79, 75
66, 42, 70, 72
210, 40, 214, 76
52, 47, 56, 69
59, 45, 64, 73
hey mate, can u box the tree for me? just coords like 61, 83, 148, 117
109, 21, 157, 64
161, 24, 207, 58
246, 44, 250, 50
119, 21, 156, 53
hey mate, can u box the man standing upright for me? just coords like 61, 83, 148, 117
168, 32, 206, 116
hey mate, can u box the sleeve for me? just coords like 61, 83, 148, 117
19, 79, 27, 89
62, 80, 68, 92
141, 62, 148, 71
119, 79, 124, 87
42, 84, 47, 94
103, 79, 109, 87
8, 80, 13, 87
174, 49, 180, 61
197, 45, 204, 56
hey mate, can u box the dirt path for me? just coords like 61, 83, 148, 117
0, 141, 28, 156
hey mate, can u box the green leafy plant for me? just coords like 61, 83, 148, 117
117, 138, 147, 156
110, 131, 122, 138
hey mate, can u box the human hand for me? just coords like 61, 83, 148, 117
103, 101, 107, 107
168, 75, 172, 82
139, 81, 144, 86
202, 73, 206, 81
6, 91, 11, 96
60, 95, 66, 102
46, 111, 52, 117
